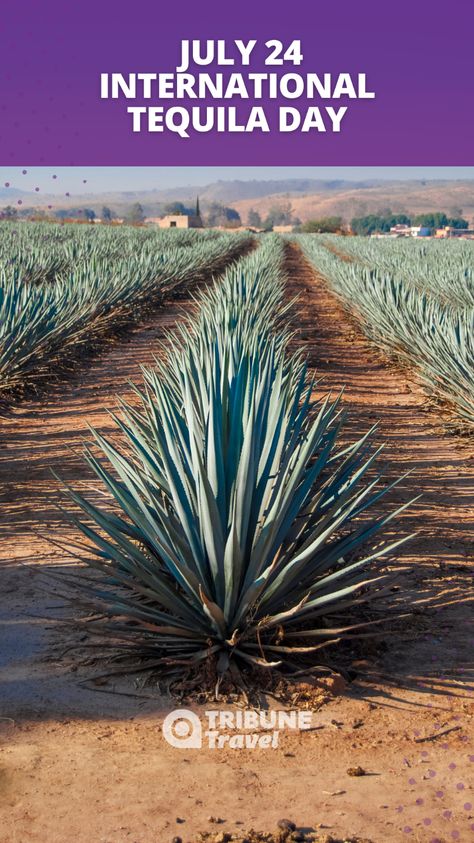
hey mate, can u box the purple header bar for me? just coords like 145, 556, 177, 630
0, 0, 472, 165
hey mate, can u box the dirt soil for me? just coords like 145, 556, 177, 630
0, 244, 473, 843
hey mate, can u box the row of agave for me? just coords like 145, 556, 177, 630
0, 223, 228, 285
62, 235, 412, 682
0, 223, 251, 396
299, 236, 474, 430
323, 234, 474, 309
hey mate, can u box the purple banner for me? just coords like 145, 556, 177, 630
0, 0, 472, 165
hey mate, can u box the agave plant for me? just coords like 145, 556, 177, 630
61, 242, 413, 679
300, 235, 474, 429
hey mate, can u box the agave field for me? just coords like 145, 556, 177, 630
3, 224, 472, 684
58, 233, 413, 683
2, 223, 473, 841
298, 234, 474, 429
0, 222, 251, 398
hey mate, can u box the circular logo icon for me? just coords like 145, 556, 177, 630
162, 709, 202, 749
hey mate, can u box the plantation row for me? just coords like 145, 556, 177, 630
0, 223, 252, 398
298, 235, 474, 430
66, 234, 408, 678
321, 234, 474, 309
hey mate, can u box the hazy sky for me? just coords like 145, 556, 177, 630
1, 166, 474, 196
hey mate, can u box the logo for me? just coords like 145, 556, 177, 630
162, 709, 203, 749
162, 708, 313, 750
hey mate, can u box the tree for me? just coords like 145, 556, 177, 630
413, 212, 468, 231
301, 216, 343, 234
83, 208, 96, 222
206, 202, 241, 227
350, 210, 469, 236
351, 213, 411, 235
1, 205, 17, 220
263, 201, 293, 228
247, 209, 262, 228
447, 216, 469, 229
163, 201, 191, 216
413, 212, 448, 230
125, 203, 145, 224
54, 209, 70, 220
102, 206, 113, 222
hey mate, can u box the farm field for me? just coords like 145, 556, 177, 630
298, 235, 474, 431
0, 227, 473, 843
0, 223, 251, 400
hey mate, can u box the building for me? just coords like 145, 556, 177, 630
273, 224, 294, 233
155, 197, 203, 229
435, 226, 474, 239
389, 224, 411, 236
375, 225, 431, 238
410, 226, 431, 237
157, 215, 192, 229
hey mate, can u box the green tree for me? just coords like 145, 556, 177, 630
447, 216, 469, 229
413, 212, 448, 230
247, 209, 262, 228
125, 203, 145, 224
206, 202, 241, 227
1, 205, 18, 220
83, 208, 96, 222
351, 213, 411, 235
263, 201, 293, 228
301, 216, 343, 234
413, 212, 468, 232
163, 201, 191, 216
102, 206, 113, 222
54, 209, 70, 221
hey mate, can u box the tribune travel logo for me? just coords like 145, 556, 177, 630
162, 708, 313, 750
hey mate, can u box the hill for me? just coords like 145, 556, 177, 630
2, 178, 473, 225
231, 180, 474, 225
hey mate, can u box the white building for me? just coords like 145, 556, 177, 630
153, 214, 201, 229
389, 224, 411, 236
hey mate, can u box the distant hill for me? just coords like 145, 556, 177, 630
185, 178, 383, 202
0, 187, 28, 201
230, 180, 474, 226
2, 179, 474, 225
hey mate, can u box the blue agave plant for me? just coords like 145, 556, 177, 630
62, 237, 414, 679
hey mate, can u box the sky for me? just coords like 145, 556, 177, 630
1, 167, 474, 197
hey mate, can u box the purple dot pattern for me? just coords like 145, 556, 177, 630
1, 169, 96, 216
396, 728, 472, 839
